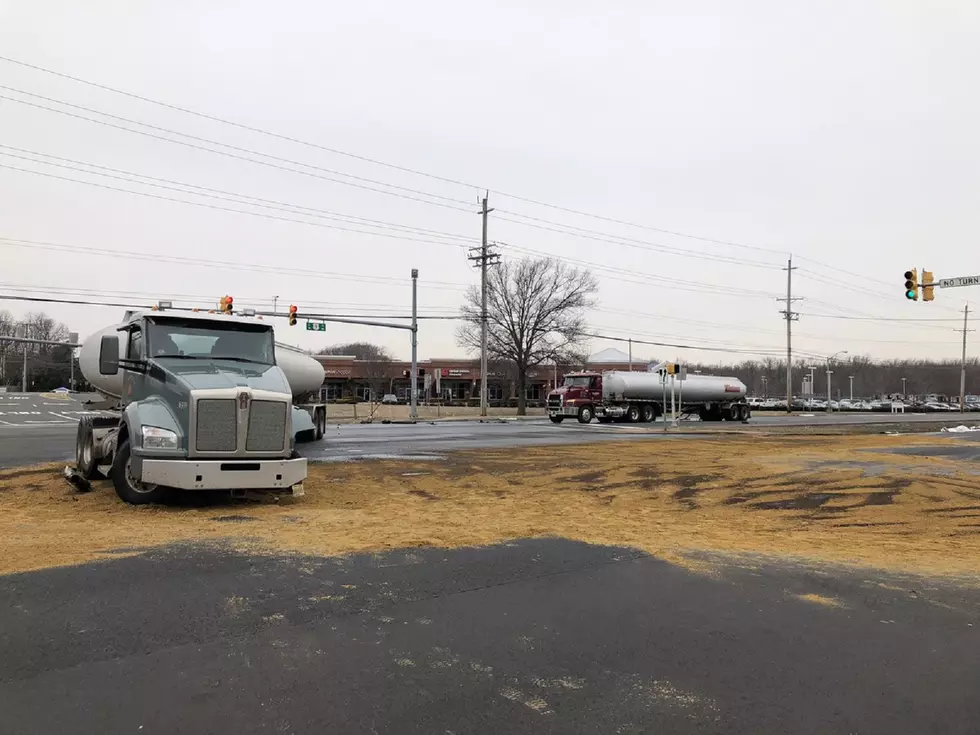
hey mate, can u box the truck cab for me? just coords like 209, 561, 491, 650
547, 372, 603, 423
79, 310, 307, 504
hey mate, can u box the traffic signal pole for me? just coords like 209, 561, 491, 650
411, 269, 418, 420
960, 304, 970, 413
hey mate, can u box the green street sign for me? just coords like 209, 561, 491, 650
306, 321, 326, 332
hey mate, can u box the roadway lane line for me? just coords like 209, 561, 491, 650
0, 418, 12, 425
49, 411, 81, 422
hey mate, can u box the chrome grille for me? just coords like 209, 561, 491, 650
196, 399, 238, 452
246, 400, 287, 452
548, 396, 563, 410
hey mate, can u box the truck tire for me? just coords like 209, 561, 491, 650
75, 416, 100, 480
577, 405, 594, 424
626, 404, 641, 423
641, 404, 655, 423
549, 415, 564, 424
111, 438, 170, 505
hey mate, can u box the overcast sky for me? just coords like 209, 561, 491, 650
1, 1, 977, 365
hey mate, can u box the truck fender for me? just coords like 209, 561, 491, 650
291, 406, 317, 443
123, 398, 181, 478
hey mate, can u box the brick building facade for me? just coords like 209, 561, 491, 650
313, 349, 651, 405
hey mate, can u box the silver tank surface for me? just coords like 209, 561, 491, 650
78, 317, 325, 400
602, 371, 745, 403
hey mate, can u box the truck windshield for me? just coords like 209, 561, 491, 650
563, 376, 594, 387
147, 319, 275, 365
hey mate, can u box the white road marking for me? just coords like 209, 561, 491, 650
49, 411, 81, 423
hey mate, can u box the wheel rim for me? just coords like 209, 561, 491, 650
125, 457, 158, 494
82, 436, 92, 468
582, 408, 592, 421
630, 407, 639, 421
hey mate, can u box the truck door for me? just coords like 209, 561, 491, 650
122, 326, 146, 406
590, 376, 602, 402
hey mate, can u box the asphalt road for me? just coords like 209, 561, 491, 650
1, 392, 978, 469
2, 538, 978, 734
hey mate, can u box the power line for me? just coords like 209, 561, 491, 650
583, 330, 812, 358
0, 57, 802, 261
0, 293, 460, 319
6, 53, 944, 303
0, 283, 465, 316
0, 146, 479, 246
497, 241, 782, 299
0, 163, 474, 250
1, 62, 913, 296
0, 91, 475, 214
0, 54, 484, 193
0, 236, 471, 291
494, 211, 783, 269
799, 313, 964, 323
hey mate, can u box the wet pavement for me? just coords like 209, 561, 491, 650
2, 538, 979, 734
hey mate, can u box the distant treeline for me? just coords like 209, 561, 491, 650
673, 356, 979, 399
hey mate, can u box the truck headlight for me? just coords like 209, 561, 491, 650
142, 425, 178, 449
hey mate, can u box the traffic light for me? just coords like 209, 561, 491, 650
922, 270, 935, 302
288, 305, 298, 326
220, 295, 234, 313
904, 269, 918, 300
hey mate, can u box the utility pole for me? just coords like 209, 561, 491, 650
21, 342, 27, 392
901, 377, 907, 398
849, 375, 854, 401
959, 304, 972, 412
410, 269, 419, 420
825, 368, 833, 412
469, 194, 498, 416
628, 339, 633, 371
777, 257, 801, 413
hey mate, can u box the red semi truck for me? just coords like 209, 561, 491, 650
547, 369, 750, 424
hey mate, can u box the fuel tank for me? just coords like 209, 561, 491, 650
602, 370, 746, 403
78, 317, 325, 400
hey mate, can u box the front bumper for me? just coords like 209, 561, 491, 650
549, 404, 579, 417
139, 457, 307, 490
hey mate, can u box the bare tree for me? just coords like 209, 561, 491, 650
457, 257, 599, 414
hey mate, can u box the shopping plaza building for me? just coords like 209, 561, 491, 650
313, 348, 646, 405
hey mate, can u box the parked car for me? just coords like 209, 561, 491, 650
381, 394, 399, 405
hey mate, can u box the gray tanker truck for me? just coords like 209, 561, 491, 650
74, 308, 327, 504
547, 368, 750, 424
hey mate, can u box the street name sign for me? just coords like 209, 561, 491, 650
938, 275, 980, 289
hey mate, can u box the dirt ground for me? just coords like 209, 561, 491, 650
2, 434, 980, 578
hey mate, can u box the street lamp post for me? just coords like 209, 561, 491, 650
901, 377, 907, 398
825, 351, 848, 413
761, 375, 768, 397
849, 375, 854, 402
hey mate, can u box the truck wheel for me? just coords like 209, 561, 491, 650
111, 439, 169, 505
577, 405, 594, 424
626, 405, 641, 423
739, 404, 750, 422
75, 416, 100, 480
549, 415, 564, 424
641, 404, 655, 423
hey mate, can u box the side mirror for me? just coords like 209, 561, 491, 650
99, 335, 120, 375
